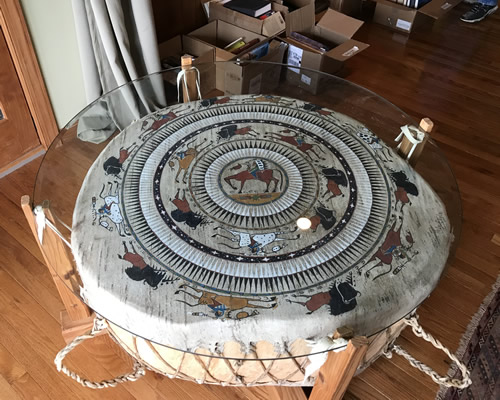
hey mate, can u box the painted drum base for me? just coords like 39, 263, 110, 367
72, 95, 451, 355
107, 318, 408, 386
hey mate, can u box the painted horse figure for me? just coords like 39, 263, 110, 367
242, 95, 294, 106
224, 159, 282, 193
216, 125, 258, 142
170, 189, 206, 229
363, 217, 416, 280
302, 103, 333, 116
321, 167, 348, 200
287, 275, 359, 316
212, 226, 300, 255
139, 110, 179, 140
103, 143, 137, 178
175, 284, 277, 319
269, 129, 325, 160
92, 181, 129, 236
118, 241, 176, 288
200, 97, 231, 108
390, 170, 419, 211
310, 205, 337, 231
356, 128, 392, 162
168, 138, 211, 183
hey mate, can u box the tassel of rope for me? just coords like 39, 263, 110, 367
54, 316, 146, 389
384, 315, 471, 389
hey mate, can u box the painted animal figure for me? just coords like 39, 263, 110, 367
302, 103, 333, 116
287, 278, 359, 316
269, 130, 325, 160
170, 189, 206, 229
103, 143, 138, 178
92, 181, 129, 236
224, 159, 282, 193
390, 171, 418, 210
251, 95, 281, 103
168, 138, 211, 183
321, 167, 348, 200
175, 284, 277, 319
188, 310, 259, 320
212, 226, 299, 255
356, 128, 392, 162
364, 218, 415, 280
310, 205, 337, 231
118, 241, 175, 288
242, 95, 294, 106
139, 111, 178, 140
200, 97, 231, 108
216, 125, 258, 142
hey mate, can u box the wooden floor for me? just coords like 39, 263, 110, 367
1, 4, 499, 399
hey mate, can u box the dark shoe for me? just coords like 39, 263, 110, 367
460, 3, 498, 23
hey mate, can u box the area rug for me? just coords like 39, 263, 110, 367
437, 274, 500, 400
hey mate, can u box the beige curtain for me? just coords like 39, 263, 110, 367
72, 0, 166, 143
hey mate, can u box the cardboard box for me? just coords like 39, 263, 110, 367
188, 19, 270, 91
188, 19, 267, 61
373, 0, 462, 34
159, 35, 216, 95
278, 0, 316, 36
221, 40, 288, 95
328, 0, 363, 16
284, 8, 369, 93
208, 1, 286, 36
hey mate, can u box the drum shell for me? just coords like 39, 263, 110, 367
106, 319, 407, 386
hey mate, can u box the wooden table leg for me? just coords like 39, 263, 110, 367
309, 337, 369, 400
21, 195, 91, 323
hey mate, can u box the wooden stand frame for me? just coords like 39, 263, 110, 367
22, 76, 432, 397
21, 196, 93, 341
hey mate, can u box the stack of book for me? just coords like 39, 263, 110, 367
224, 37, 261, 54
287, 32, 331, 54
224, 0, 273, 18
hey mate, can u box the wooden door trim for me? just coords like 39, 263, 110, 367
0, 0, 59, 150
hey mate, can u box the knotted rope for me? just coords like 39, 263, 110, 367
384, 315, 471, 389
395, 125, 425, 160
34, 205, 72, 248
176, 65, 202, 103
54, 316, 146, 389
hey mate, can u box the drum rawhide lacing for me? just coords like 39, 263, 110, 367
107, 324, 310, 387
383, 314, 472, 389
54, 316, 146, 389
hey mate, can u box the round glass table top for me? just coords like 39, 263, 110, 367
33, 61, 461, 360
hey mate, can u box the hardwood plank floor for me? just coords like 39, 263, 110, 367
343, 4, 500, 399
0, 4, 499, 399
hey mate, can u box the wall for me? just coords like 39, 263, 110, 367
19, 0, 207, 129
20, 0, 86, 128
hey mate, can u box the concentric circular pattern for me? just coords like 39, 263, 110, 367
121, 100, 391, 295
216, 153, 291, 207
195, 142, 311, 223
